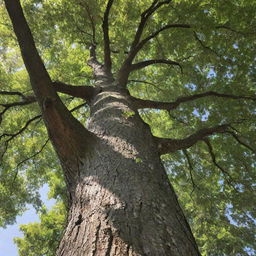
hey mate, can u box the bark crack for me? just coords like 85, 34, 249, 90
92, 222, 101, 256
105, 228, 114, 256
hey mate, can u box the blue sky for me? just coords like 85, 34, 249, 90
0, 185, 55, 256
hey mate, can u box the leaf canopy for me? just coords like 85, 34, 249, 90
0, 0, 255, 255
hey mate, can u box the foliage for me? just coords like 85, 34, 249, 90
14, 202, 66, 256
0, 0, 255, 255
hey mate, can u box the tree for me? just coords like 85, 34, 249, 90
1, 0, 255, 255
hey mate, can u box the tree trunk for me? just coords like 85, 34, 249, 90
3, 2, 200, 254
56, 85, 200, 256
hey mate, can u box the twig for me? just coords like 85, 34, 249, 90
182, 149, 198, 195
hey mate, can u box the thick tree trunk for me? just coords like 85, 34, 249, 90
57, 85, 200, 256
3, 2, 199, 254
4, 1, 200, 255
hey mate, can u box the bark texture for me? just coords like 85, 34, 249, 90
57, 84, 200, 256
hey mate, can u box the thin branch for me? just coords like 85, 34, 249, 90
0, 96, 37, 124
130, 0, 171, 50
226, 131, 255, 153
70, 103, 87, 112
0, 90, 25, 98
168, 113, 191, 126
0, 96, 36, 108
130, 59, 182, 73
1, 100, 86, 163
128, 79, 166, 92
203, 139, 237, 190
102, 0, 114, 73
132, 23, 191, 60
0, 115, 41, 161
193, 31, 221, 58
78, 1, 97, 45
0, 82, 95, 124
156, 124, 229, 154
131, 91, 256, 110
215, 25, 253, 36
182, 149, 198, 195
0, 115, 41, 141
75, 24, 93, 38
12, 139, 50, 185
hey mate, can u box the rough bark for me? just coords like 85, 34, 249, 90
56, 83, 200, 256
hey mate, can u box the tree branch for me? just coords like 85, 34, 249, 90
215, 25, 252, 36
4, 0, 54, 102
4, 1, 94, 167
70, 103, 87, 113
130, 0, 171, 51
102, 0, 114, 74
13, 138, 50, 184
0, 115, 41, 161
117, 1, 176, 87
128, 79, 166, 92
0, 98, 36, 109
203, 139, 236, 189
226, 130, 255, 153
131, 23, 191, 62
156, 124, 229, 154
130, 59, 182, 72
0, 115, 41, 141
182, 149, 198, 194
0, 90, 26, 98
0, 82, 96, 123
81, 1, 97, 45
0, 95, 36, 124
131, 91, 256, 110
52, 81, 96, 102
193, 32, 223, 60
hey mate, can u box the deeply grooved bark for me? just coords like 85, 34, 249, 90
56, 85, 200, 256
105, 228, 114, 255
92, 222, 101, 256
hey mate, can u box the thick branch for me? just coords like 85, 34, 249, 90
156, 124, 229, 154
102, 0, 114, 73
130, 59, 182, 72
130, 0, 157, 49
0, 82, 96, 119
52, 81, 96, 102
131, 91, 256, 110
4, 1, 94, 169
4, 0, 54, 101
